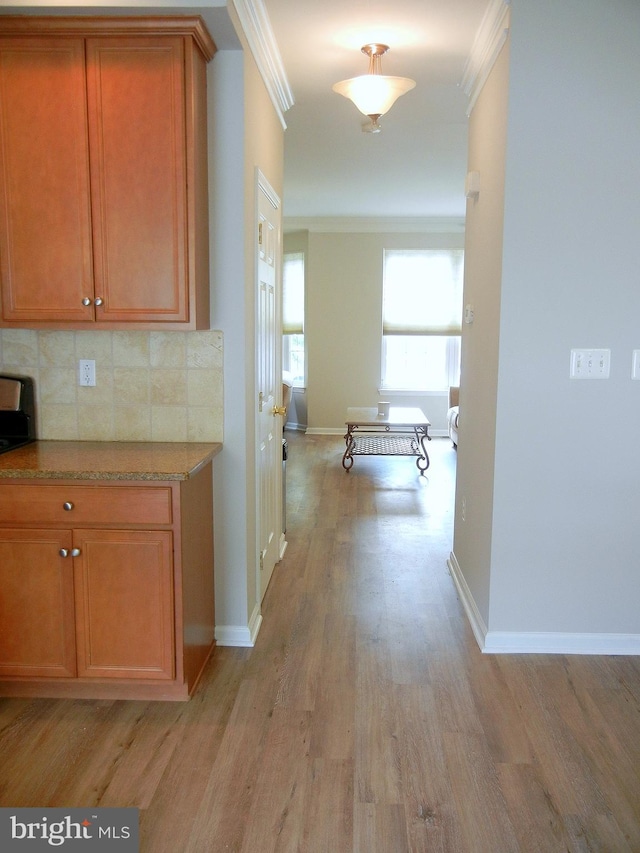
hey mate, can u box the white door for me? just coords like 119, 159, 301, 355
256, 172, 284, 601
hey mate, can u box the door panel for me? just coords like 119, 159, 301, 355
256, 175, 283, 601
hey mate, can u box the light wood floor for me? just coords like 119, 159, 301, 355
1, 432, 639, 852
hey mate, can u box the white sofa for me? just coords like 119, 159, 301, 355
447, 386, 459, 448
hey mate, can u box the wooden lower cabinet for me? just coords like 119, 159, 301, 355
0, 529, 77, 678
74, 529, 175, 680
0, 464, 215, 700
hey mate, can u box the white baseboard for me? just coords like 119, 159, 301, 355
215, 603, 263, 647
447, 551, 488, 649
483, 631, 640, 655
447, 551, 640, 656
279, 534, 288, 560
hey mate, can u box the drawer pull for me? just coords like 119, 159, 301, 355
59, 548, 69, 558
63, 502, 74, 511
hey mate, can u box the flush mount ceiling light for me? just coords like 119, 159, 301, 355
332, 43, 416, 133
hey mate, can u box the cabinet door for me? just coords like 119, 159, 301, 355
0, 37, 94, 322
0, 528, 77, 677
86, 37, 189, 323
73, 529, 174, 680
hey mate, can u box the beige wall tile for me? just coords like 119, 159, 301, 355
188, 406, 222, 442
187, 330, 223, 368
77, 406, 115, 441
151, 406, 188, 441
39, 405, 79, 440
113, 368, 150, 404
150, 331, 187, 367
112, 331, 150, 367
39, 368, 77, 406
1, 329, 39, 366
114, 406, 151, 441
74, 330, 113, 362
187, 369, 221, 406
151, 369, 188, 405
38, 331, 76, 366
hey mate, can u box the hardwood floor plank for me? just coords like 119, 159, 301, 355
443, 730, 520, 852
496, 763, 574, 852
300, 758, 354, 853
237, 705, 313, 853
138, 648, 248, 851
395, 684, 463, 853
354, 802, 410, 853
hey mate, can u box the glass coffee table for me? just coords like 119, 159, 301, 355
342, 406, 431, 474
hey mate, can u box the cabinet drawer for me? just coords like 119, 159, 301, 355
0, 484, 173, 526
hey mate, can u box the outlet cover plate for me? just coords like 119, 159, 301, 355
79, 359, 96, 387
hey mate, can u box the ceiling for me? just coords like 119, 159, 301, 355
262, 0, 492, 222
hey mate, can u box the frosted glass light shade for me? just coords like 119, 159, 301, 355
332, 74, 416, 118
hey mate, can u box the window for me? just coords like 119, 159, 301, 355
283, 252, 305, 386
381, 249, 463, 392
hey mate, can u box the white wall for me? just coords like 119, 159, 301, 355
212, 2, 284, 644
452, 34, 509, 628
453, 0, 640, 652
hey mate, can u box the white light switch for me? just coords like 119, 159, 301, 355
570, 348, 610, 379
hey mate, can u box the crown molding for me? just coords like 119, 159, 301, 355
283, 216, 465, 235
231, 0, 294, 129
460, 0, 511, 116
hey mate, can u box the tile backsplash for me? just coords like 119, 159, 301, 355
0, 329, 223, 442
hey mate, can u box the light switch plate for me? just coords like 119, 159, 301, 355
570, 348, 610, 379
632, 350, 640, 380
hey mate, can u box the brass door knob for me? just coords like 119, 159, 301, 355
272, 406, 287, 416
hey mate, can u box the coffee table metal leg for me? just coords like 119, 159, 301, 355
415, 427, 431, 475
342, 427, 355, 471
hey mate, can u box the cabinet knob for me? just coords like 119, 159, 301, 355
59, 548, 69, 558
71, 548, 81, 558
94, 297, 104, 306
63, 501, 74, 511
82, 297, 92, 306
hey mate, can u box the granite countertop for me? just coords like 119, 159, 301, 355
0, 440, 222, 481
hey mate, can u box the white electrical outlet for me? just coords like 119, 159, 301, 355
78, 359, 96, 387
570, 348, 610, 379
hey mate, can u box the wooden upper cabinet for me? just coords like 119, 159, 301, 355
0, 37, 94, 322
0, 17, 215, 330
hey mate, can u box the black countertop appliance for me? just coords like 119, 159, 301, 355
0, 373, 36, 454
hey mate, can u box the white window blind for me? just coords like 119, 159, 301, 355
283, 253, 304, 335
382, 249, 464, 336
381, 249, 463, 391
